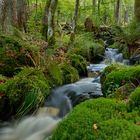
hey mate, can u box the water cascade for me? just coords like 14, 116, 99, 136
0, 48, 128, 140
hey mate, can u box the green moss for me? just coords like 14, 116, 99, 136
51, 98, 140, 140
0, 67, 50, 118
68, 33, 105, 62
100, 63, 126, 86
67, 54, 87, 76
128, 87, 140, 112
0, 35, 40, 77
60, 63, 79, 84
102, 65, 140, 97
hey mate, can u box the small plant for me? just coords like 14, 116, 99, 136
0, 67, 50, 117
68, 32, 105, 62
67, 54, 87, 76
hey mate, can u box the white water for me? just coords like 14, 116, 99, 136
0, 48, 128, 140
0, 113, 60, 140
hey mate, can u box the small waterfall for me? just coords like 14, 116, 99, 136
0, 47, 128, 140
0, 78, 103, 140
105, 48, 123, 63
0, 115, 60, 140
45, 80, 103, 117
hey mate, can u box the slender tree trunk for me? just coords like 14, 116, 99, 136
97, 0, 100, 18
134, 0, 140, 22
11, 0, 18, 27
72, 0, 80, 33
70, 0, 79, 42
115, 0, 122, 24
47, 0, 58, 45
122, 0, 128, 24
1, 0, 8, 32
92, 0, 96, 15
42, 0, 51, 40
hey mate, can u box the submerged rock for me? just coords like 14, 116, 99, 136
45, 78, 103, 117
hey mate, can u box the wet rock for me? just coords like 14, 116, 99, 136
130, 54, 140, 64
45, 80, 103, 117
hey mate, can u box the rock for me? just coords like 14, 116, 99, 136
130, 54, 140, 64
45, 80, 103, 117
37, 107, 60, 117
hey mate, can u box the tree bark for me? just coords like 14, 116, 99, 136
70, 0, 79, 42
72, 0, 80, 33
134, 0, 140, 22
42, 0, 51, 40
11, 0, 18, 27
92, 0, 96, 15
97, 0, 100, 18
115, 0, 122, 24
1, 0, 8, 32
47, 0, 58, 45
17, 0, 27, 32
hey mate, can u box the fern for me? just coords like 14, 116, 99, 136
113, 22, 140, 45
60, 63, 79, 84
1, 67, 50, 117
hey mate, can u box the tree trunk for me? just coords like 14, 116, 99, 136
115, 0, 122, 24
97, 0, 100, 18
11, 0, 18, 27
17, 0, 27, 32
47, 0, 58, 45
70, 0, 79, 42
1, 0, 8, 32
134, 0, 140, 22
42, 0, 51, 40
92, 0, 96, 15
72, 0, 80, 33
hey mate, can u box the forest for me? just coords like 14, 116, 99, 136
0, 0, 140, 140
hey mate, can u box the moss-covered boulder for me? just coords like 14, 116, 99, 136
100, 63, 126, 86
0, 68, 50, 119
102, 65, 140, 97
51, 98, 140, 140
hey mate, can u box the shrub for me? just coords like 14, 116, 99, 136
128, 87, 140, 112
68, 33, 105, 62
102, 65, 140, 97
60, 62, 79, 84
0, 35, 40, 77
67, 54, 87, 76
51, 98, 140, 140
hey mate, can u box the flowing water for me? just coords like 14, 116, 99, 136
0, 48, 129, 140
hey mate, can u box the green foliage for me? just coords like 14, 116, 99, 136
100, 63, 126, 86
109, 42, 129, 59
0, 67, 50, 117
129, 87, 140, 112
0, 35, 40, 77
113, 22, 140, 45
67, 54, 87, 76
102, 65, 140, 97
46, 61, 63, 86
68, 33, 105, 62
51, 98, 140, 140
60, 63, 79, 84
